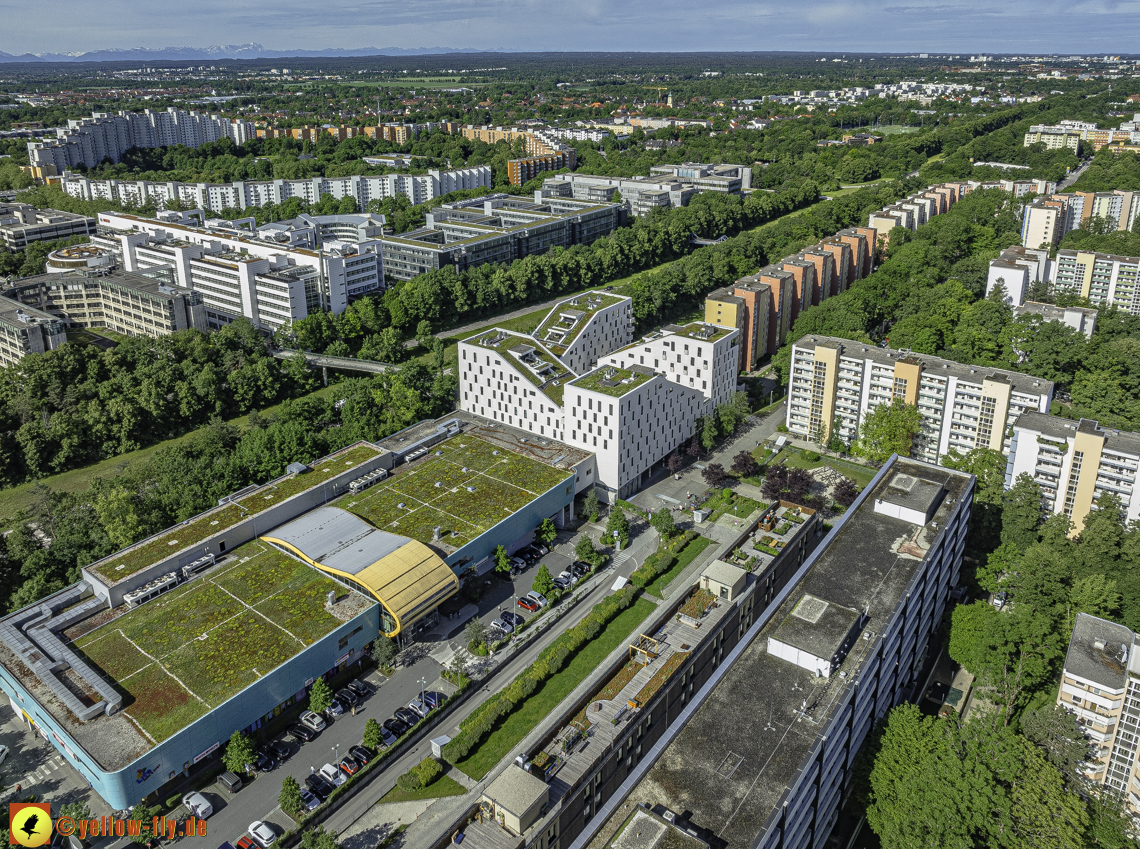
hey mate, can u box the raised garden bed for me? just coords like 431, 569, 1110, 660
633, 651, 690, 705
679, 588, 716, 620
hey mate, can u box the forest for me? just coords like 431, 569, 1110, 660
0, 358, 456, 612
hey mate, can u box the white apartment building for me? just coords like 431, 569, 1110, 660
1012, 301, 1098, 339
29, 108, 254, 171
786, 336, 1053, 462
530, 292, 633, 374
1007, 413, 1140, 535
1054, 249, 1140, 314
1021, 199, 1066, 249
90, 211, 384, 332
1057, 613, 1140, 808
59, 167, 493, 215
986, 245, 1051, 305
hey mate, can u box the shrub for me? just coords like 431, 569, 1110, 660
804, 450, 821, 461
396, 771, 424, 793
165, 794, 181, 810
414, 756, 441, 786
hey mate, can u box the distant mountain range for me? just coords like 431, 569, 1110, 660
0, 44, 497, 63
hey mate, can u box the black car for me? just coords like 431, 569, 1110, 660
336, 688, 359, 707
305, 773, 335, 801
394, 707, 419, 727
384, 717, 409, 737
252, 748, 275, 772
347, 680, 372, 699
349, 744, 374, 765
572, 560, 592, 573
520, 547, 541, 564
290, 723, 317, 742
501, 611, 525, 627
423, 691, 445, 710
267, 740, 291, 762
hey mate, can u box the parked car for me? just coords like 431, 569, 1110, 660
181, 792, 213, 819
248, 821, 277, 848
572, 560, 592, 576
552, 576, 571, 591
325, 698, 345, 719
490, 618, 514, 634
517, 597, 539, 612
339, 755, 362, 777
236, 837, 257, 849
558, 570, 576, 586
349, 744, 374, 765
336, 688, 358, 707
519, 548, 539, 564
290, 723, 317, 742
376, 726, 398, 748
219, 771, 243, 794
299, 788, 321, 812
252, 748, 274, 773
423, 691, 446, 710
992, 591, 1009, 610
347, 679, 373, 698
502, 611, 525, 627
384, 717, 409, 737
395, 707, 420, 727
319, 763, 346, 787
304, 774, 334, 801
300, 710, 326, 732
409, 698, 432, 718
527, 591, 547, 608
510, 556, 527, 571
298, 784, 321, 811
267, 740, 291, 762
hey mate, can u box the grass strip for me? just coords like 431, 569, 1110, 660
377, 774, 466, 804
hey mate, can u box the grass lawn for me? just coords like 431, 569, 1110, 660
0, 382, 342, 530
454, 597, 656, 780
378, 774, 466, 804
767, 447, 877, 488
652, 535, 713, 598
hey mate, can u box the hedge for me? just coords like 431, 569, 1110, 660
630, 531, 701, 588
442, 584, 638, 762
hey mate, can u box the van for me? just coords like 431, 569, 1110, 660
219, 771, 243, 794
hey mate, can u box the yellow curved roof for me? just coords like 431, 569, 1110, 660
260, 507, 458, 637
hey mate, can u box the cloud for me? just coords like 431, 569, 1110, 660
0, 0, 1137, 55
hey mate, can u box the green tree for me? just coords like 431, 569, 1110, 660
606, 507, 631, 548
650, 507, 676, 540
373, 636, 397, 668
940, 447, 1005, 551
582, 488, 599, 522
852, 399, 923, 464
1020, 703, 1089, 782
363, 717, 385, 750
536, 517, 558, 547
126, 802, 162, 844
465, 618, 489, 651
1002, 473, 1044, 551
575, 534, 601, 566
494, 544, 511, 575
532, 564, 556, 597
279, 775, 305, 815
299, 825, 341, 849
222, 729, 257, 774
701, 416, 718, 455
308, 677, 334, 714
448, 648, 471, 687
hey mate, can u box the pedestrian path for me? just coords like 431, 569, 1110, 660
10, 753, 67, 794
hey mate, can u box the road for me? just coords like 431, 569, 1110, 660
1057, 158, 1092, 191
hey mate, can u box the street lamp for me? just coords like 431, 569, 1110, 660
332, 743, 339, 766
418, 676, 427, 706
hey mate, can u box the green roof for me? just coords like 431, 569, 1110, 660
533, 292, 628, 355
91, 443, 384, 583
672, 322, 732, 342
71, 540, 371, 744
335, 435, 571, 552
465, 330, 572, 406
570, 366, 656, 398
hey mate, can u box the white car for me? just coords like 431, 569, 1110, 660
527, 591, 547, 608
181, 791, 213, 819
248, 821, 277, 848
300, 710, 326, 732
319, 762, 346, 786
490, 618, 514, 635
299, 788, 321, 812
325, 698, 345, 719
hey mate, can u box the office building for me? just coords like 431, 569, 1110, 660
0, 203, 95, 251
4, 249, 208, 339
1057, 613, 1140, 808
558, 456, 974, 849
986, 245, 1051, 305
379, 192, 621, 284
60, 166, 492, 215
1053, 249, 1140, 314
786, 336, 1053, 460
1013, 301, 1097, 338
542, 173, 698, 217
29, 108, 255, 171
89, 210, 385, 332
0, 295, 66, 366
1007, 413, 1140, 535
648, 162, 752, 192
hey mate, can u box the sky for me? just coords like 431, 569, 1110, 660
2, 0, 1139, 56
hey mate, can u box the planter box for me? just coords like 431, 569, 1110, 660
677, 613, 702, 629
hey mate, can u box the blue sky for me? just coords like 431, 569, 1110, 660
1, 0, 1138, 55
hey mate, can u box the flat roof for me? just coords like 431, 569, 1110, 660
570, 364, 656, 398
605, 459, 972, 849
464, 327, 574, 406
771, 593, 861, 661
484, 765, 549, 815
1013, 411, 1140, 457
1, 540, 373, 769
334, 433, 572, 556
794, 335, 1054, 398
1065, 613, 1133, 690
89, 443, 385, 585
9, 269, 197, 303
0, 294, 58, 326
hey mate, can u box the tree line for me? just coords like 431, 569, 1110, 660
0, 360, 457, 613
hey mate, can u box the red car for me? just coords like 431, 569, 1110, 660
236, 838, 257, 849
517, 597, 539, 612
340, 755, 362, 776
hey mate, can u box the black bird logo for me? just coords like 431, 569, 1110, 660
19, 813, 41, 839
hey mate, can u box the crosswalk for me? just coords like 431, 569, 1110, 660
612, 550, 633, 568
13, 753, 67, 792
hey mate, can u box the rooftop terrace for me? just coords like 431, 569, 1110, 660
570, 365, 656, 398
0, 540, 371, 769
90, 443, 384, 584
335, 434, 571, 555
